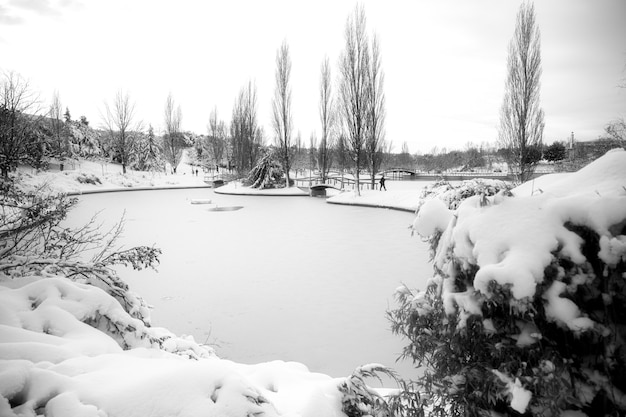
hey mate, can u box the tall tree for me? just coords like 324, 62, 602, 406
365, 33, 387, 189
102, 90, 139, 175
318, 56, 335, 183
0, 71, 42, 178
272, 40, 294, 187
497, 2, 544, 183
230, 81, 259, 174
339, 4, 370, 196
309, 132, 318, 179
163, 93, 183, 174
334, 133, 350, 187
207, 107, 226, 167
49, 90, 69, 164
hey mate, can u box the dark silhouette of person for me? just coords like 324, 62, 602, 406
379, 175, 387, 191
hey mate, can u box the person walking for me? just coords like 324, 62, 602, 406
379, 175, 387, 191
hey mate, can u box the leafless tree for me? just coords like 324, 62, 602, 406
231, 81, 260, 173
603, 118, 626, 147
207, 107, 226, 167
334, 133, 350, 187
0, 71, 42, 178
163, 93, 183, 173
338, 4, 370, 195
272, 40, 294, 187
102, 90, 140, 175
318, 56, 335, 183
365, 33, 387, 189
49, 90, 69, 163
497, 2, 544, 183
309, 131, 318, 178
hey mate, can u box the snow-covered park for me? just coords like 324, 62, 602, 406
1, 149, 626, 416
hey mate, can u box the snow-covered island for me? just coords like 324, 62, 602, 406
1, 149, 625, 416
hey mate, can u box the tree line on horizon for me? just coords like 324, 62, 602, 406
1, 3, 624, 183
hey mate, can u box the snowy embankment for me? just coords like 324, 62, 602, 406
17, 159, 208, 195
328, 189, 422, 212
215, 181, 308, 196
327, 178, 512, 212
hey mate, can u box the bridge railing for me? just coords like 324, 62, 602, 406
293, 175, 381, 191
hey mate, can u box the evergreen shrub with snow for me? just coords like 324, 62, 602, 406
389, 153, 626, 416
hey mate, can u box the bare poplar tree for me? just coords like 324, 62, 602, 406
163, 93, 183, 173
334, 133, 350, 187
318, 56, 335, 183
339, 4, 370, 196
102, 90, 139, 175
230, 81, 259, 173
207, 107, 226, 168
272, 40, 293, 187
309, 132, 318, 179
0, 71, 42, 178
365, 33, 386, 189
498, 2, 544, 183
49, 90, 70, 165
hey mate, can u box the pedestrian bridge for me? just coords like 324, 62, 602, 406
297, 183, 343, 197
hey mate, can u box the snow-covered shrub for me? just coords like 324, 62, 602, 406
390, 151, 626, 416
411, 179, 513, 258
75, 172, 101, 185
339, 364, 399, 417
1, 182, 158, 322
245, 149, 286, 189
1, 181, 216, 359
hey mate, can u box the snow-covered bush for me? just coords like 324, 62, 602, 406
245, 149, 286, 189
0, 182, 161, 323
411, 179, 513, 258
339, 364, 399, 417
75, 172, 101, 185
390, 150, 626, 416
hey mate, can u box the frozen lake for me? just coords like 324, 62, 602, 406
66, 184, 433, 380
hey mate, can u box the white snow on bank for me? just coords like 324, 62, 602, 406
215, 181, 308, 196
0, 276, 346, 417
16, 159, 208, 195
513, 148, 626, 198
327, 189, 423, 212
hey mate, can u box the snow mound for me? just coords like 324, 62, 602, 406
513, 148, 626, 198
0, 276, 348, 417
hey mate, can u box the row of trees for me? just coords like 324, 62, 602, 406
3, 1, 622, 185
0, 70, 200, 178
195, 5, 388, 192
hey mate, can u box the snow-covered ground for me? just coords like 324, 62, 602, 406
17, 158, 208, 195
2, 149, 625, 416
215, 181, 308, 196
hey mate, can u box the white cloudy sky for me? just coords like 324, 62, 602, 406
1, 0, 625, 153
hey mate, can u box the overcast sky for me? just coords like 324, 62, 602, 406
2, 0, 625, 153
